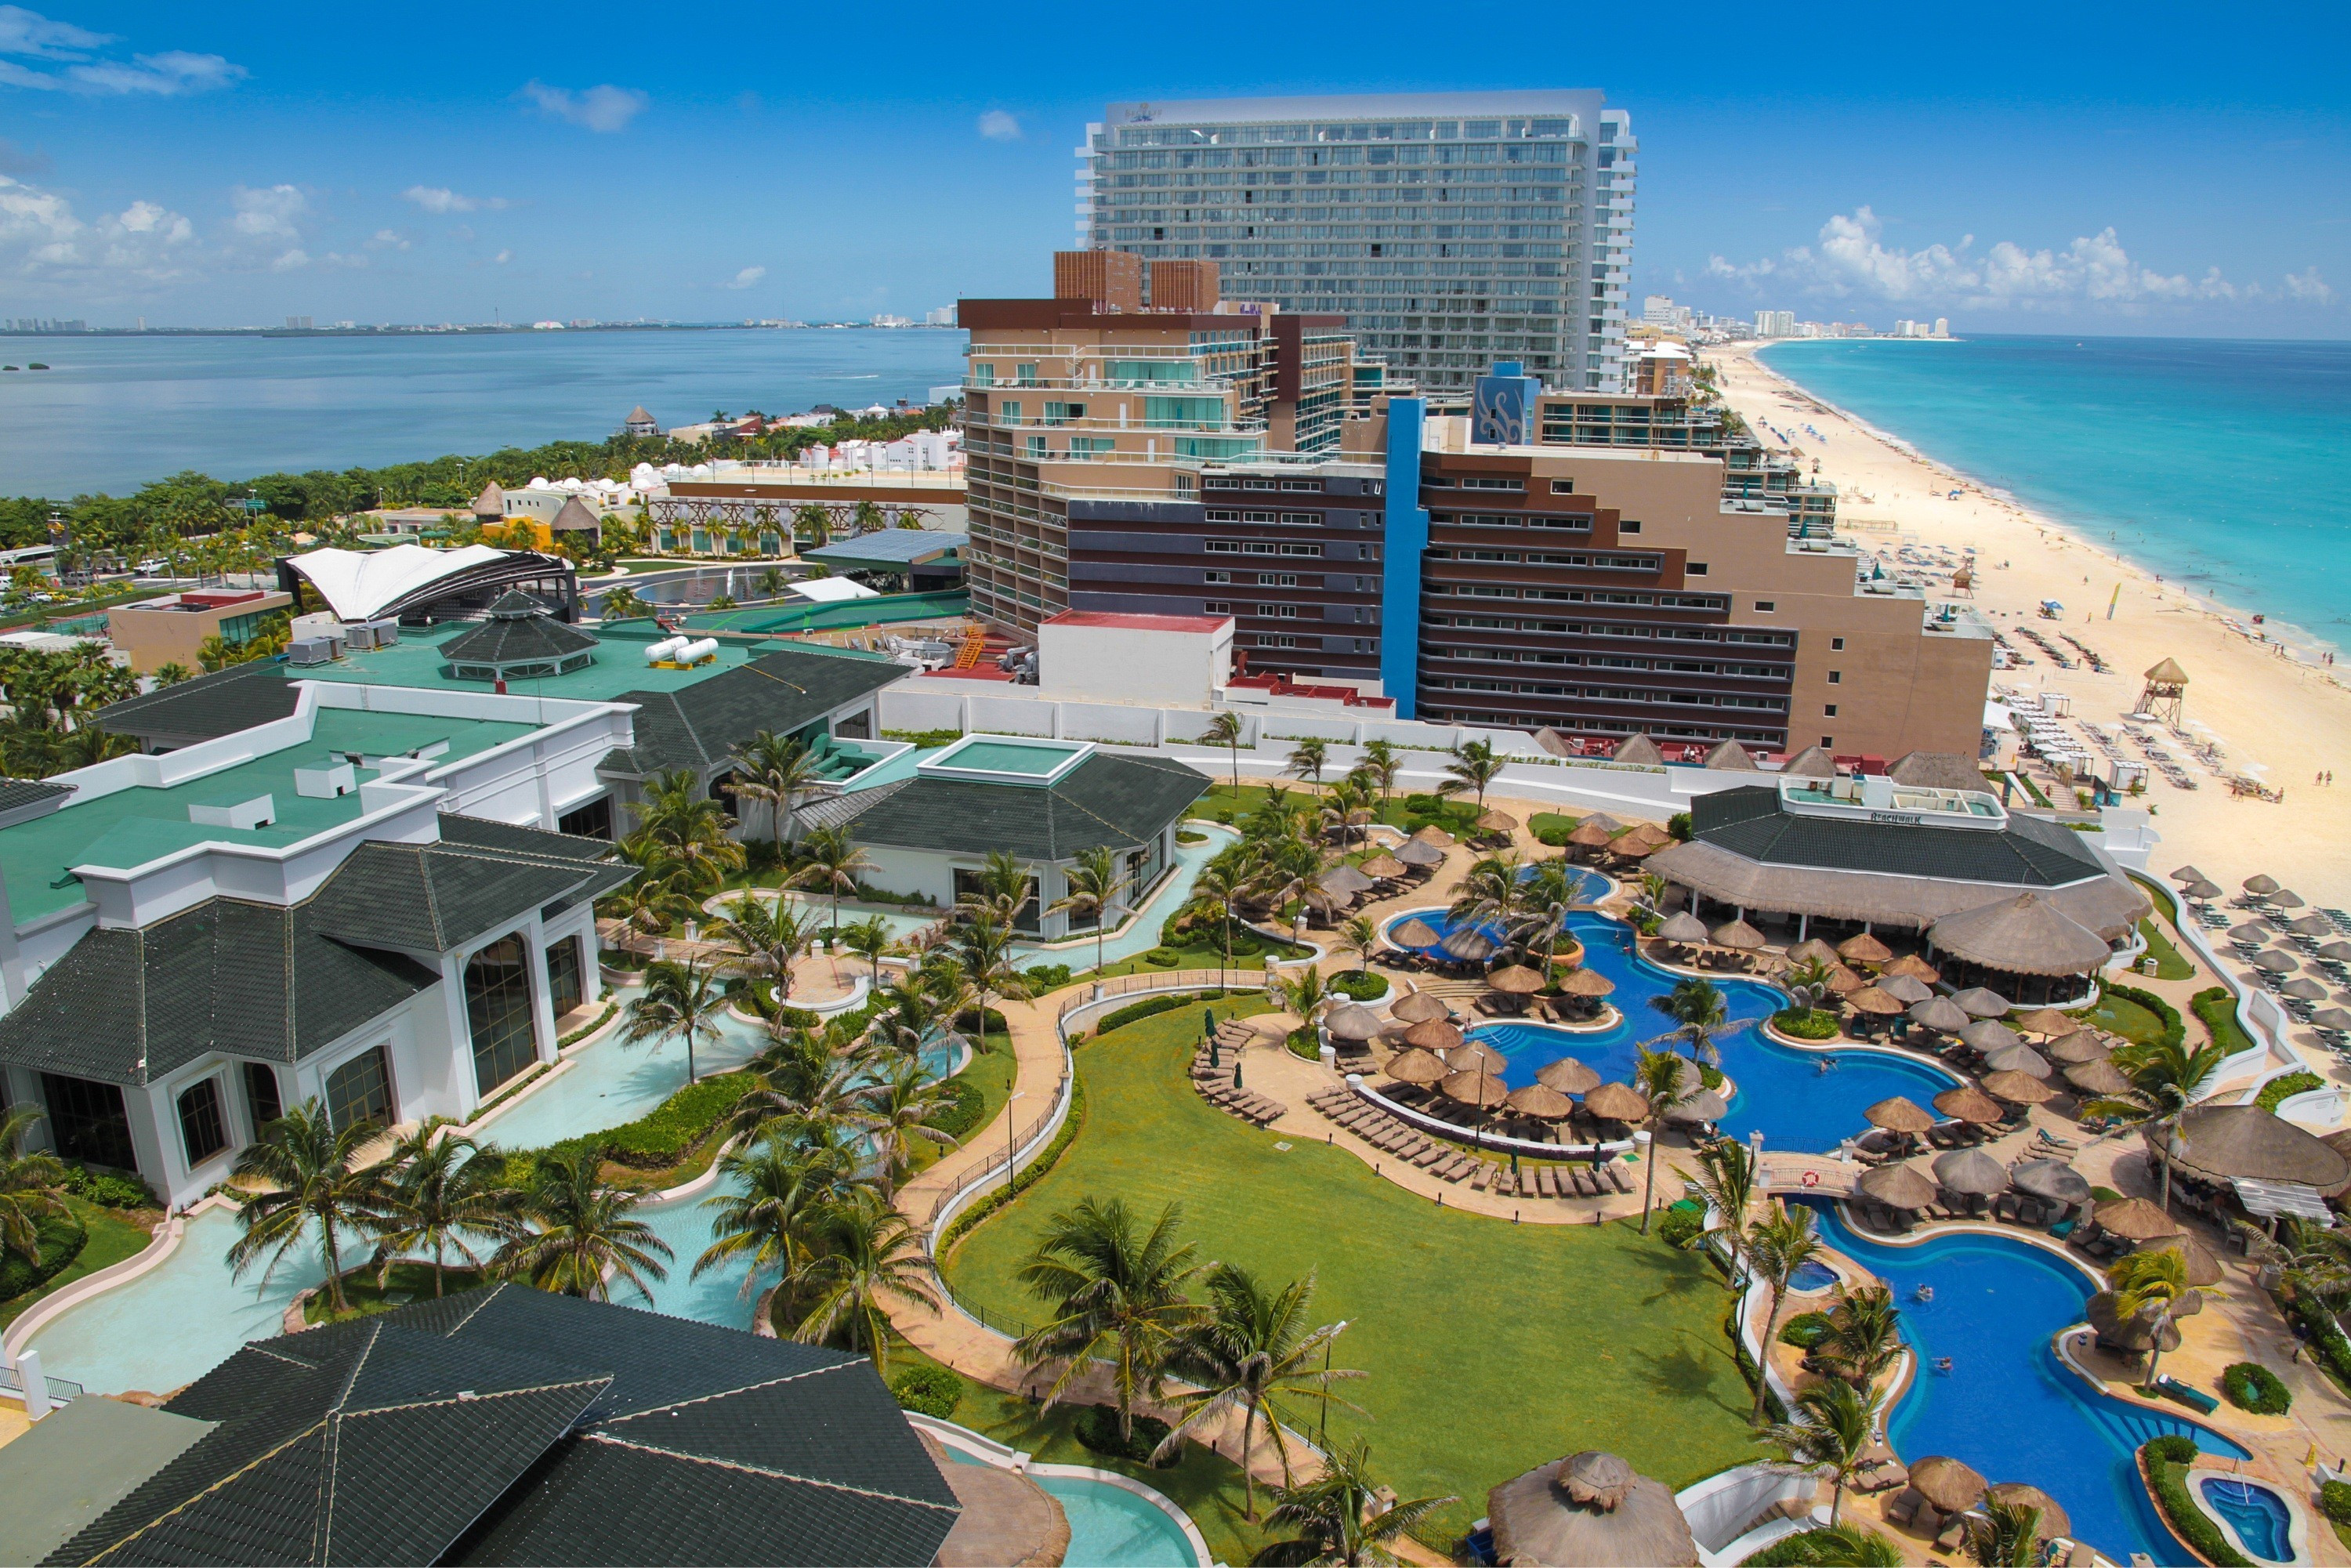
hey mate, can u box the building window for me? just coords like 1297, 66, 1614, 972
1686, 562, 1708, 576
177, 1077, 229, 1168
465, 935, 539, 1097
1821, 736, 1836, 748
1204, 600, 1231, 614
40, 1073, 137, 1171
1619, 520, 1642, 534
324, 1046, 395, 1134
1755, 601, 1775, 613
1831, 637, 1846, 651
548, 935, 586, 1019
556, 796, 613, 840
243, 1061, 283, 1133
1824, 704, 1838, 717
1828, 671, 1842, 684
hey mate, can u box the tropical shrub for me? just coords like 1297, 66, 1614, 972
0, 1209, 88, 1303
2192, 986, 2256, 1056
1656, 1207, 1706, 1248
1142, 947, 1180, 968
889, 1362, 964, 1419
1331, 971, 1389, 1001
922, 1076, 987, 1140
531, 1070, 754, 1172
1094, 995, 1190, 1034
1530, 813, 1581, 846
60, 1164, 159, 1209
2220, 1360, 2292, 1414
2256, 1072, 2324, 1114
1779, 1310, 1835, 1349
1023, 963, 1074, 991
2140, 1439, 2251, 1567
1773, 1008, 1839, 1041
1072, 1405, 1178, 1467
2146, 1433, 2198, 1465
2320, 1480, 2351, 1526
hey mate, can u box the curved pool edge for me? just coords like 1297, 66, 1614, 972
2191, 1471, 2306, 1565
911, 1413, 1214, 1567
3, 1194, 226, 1361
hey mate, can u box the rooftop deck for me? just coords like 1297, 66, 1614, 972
288, 623, 785, 701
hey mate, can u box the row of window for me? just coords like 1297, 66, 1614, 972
1423, 614, 1784, 645
1431, 511, 1596, 531
1203, 539, 1324, 557
1429, 678, 1784, 710
1428, 549, 1659, 570
1204, 509, 1328, 527
1426, 647, 1788, 679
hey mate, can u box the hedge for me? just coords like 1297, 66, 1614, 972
60, 1164, 160, 1210
0, 1207, 88, 1305
516, 1070, 755, 1175
557, 1000, 618, 1048
1779, 1310, 1835, 1349
2220, 1360, 2292, 1414
889, 1362, 964, 1419
2257, 1071, 2324, 1114
1094, 995, 1192, 1034
2291, 1293, 2351, 1394
2104, 982, 2184, 1049
2140, 1439, 2251, 1566
1657, 1208, 1705, 1248
940, 1074, 1085, 1255
2193, 986, 2257, 1057
923, 1075, 987, 1140
2320, 1480, 2351, 1526
1023, 962, 1074, 991
1073, 1406, 1177, 1467
1331, 971, 1389, 1001
1773, 1009, 1838, 1040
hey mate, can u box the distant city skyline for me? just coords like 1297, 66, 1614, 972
0, 0, 2342, 338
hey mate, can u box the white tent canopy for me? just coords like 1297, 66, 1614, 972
284, 544, 515, 622
789, 577, 880, 604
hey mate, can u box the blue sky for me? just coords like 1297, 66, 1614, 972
2, 0, 2346, 335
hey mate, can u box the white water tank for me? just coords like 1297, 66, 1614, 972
675, 637, 719, 665
643, 636, 686, 664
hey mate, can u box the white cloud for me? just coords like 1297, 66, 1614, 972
0, 9, 241, 94
726, 265, 765, 289
977, 109, 1020, 142
519, 80, 646, 133
493, 248, 511, 264
2284, 267, 2335, 305
271, 248, 308, 270
403, 184, 508, 214
369, 227, 410, 251
1707, 208, 2335, 313
0, 172, 195, 287
230, 183, 305, 242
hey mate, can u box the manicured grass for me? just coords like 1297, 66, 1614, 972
941, 1000, 1758, 1548
2193, 987, 2257, 1057
908, 1035, 1019, 1178
0, 1197, 154, 1331
304, 1262, 488, 1325
1187, 783, 1481, 838
2135, 918, 2196, 981
2086, 991, 2166, 1046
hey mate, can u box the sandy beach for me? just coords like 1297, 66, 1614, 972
1710, 342, 2351, 915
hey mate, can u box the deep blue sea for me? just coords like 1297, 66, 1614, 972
0, 328, 969, 498
1761, 335, 2351, 647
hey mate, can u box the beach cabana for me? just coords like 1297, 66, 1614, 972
1933, 1086, 2006, 1125
1981, 1070, 2056, 1106
1537, 1057, 1603, 1095
1487, 1452, 1699, 1568
1389, 990, 1451, 1024
1951, 987, 2013, 1018
1933, 1147, 2009, 1198
2009, 1157, 2092, 1209
1382, 1048, 1451, 1085
1857, 1161, 1937, 1211
2164, 1104, 2350, 1190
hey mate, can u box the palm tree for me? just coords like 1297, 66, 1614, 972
839, 914, 896, 987
226, 1100, 391, 1314
598, 585, 653, 621
790, 1193, 940, 1374
1759, 1378, 1879, 1525
723, 730, 821, 862
0, 1105, 68, 1267
1321, 777, 1373, 850
2083, 1038, 2227, 1214
1202, 710, 1247, 792
378, 1119, 514, 1297
607, 867, 702, 939
950, 913, 1029, 1042
694, 1132, 856, 1306
1183, 860, 1255, 988
857, 1055, 959, 1200
713, 893, 818, 1001
1357, 738, 1402, 823
1815, 1283, 1904, 1389
1014, 1197, 1208, 1441
791, 824, 875, 934
1746, 1204, 1824, 1421
1449, 851, 1530, 936
1650, 976, 1730, 1066
623, 769, 744, 894
1272, 964, 1334, 1037
494, 1146, 672, 1303
1255, 1442, 1455, 1568
1966, 1501, 2045, 1567
622, 958, 730, 1085
1337, 914, 1380, 975
2108, 1247, 2193, 1391
1158, 1266, 1365, 1519
956, 848, 1033, 925
1762, 1523, 1904, 1566
1284, 737, 1330, 789
1690, 1138, 1757, 1285
1633, 1046, 1694, 1234
1051, 846, 1126, 976
1438, 738, 1505, 813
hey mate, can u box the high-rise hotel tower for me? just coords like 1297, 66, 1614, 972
1078, 91, 1634, 394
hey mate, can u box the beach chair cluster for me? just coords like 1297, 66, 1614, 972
1190, 1025, 1287, 1129
1304, 1086, 1636, 1201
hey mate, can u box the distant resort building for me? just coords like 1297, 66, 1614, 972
623, 403, 662, 438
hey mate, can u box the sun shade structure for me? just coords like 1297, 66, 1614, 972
2164, 1104, 2351, 1189
1359, 852, 1408, 879
2273, 889, 2307, 910
1581, 1082, 1650, 1121
2169, 865, 2207, 884
1537, 1057, 1603, 1094
438, 591, 597, 682
1710, 919, 1766, 950
1609, 832, 1669, 860
1391, 917, 1443, 947
1824, 964, 1867, 994
1982, 1070, 2058, 1104
1864, 1096, 1937, 1133
1933, 1147, 2010, 1196
2282, 977, 2330, 1001
2251, 948, 2300, 974
2312, 1007, 2351, 1033
1441, 925, 1500, 963
1444, 1038, 1509, 1075
2320, 942, 2351, 965
1485, 964, 1548, 994
1400, 1018, 1466, 1052
1929, 891, 2115, 976
2044, 1029, 2110, 1065
1382, 1047, 1452, 1085
1958, 1019, 2023, 1056
1787, 937, 1842, 969
1411, 824, 1456, 849
1779, 744, 1838, 778
2009, 1157, 2092, 1207
2133, 1234, 2225, 1288
1907, 1455, 1989, 1515
2087, 1291, 2187, 1354
2061, 1057, 2133, 1097
1908, 996, 1972, 1033
1658, 912, 1711, 943
1846, 986, 1905, 1016
2092, 1197, 2180, 1240
2288, 914, 2335, 938
1440, 1068, 1509, 1108
1323, 1004, 1386, 1042
1883, 953, 1942, 983
1857, 1161, 1938, 1210
1838, 932, 1894, 965
1487, 1451, 1700, 1568
1389, 990, 1452, 1023
1704, 738, 1760, 771
2244, 874, 2280, 896
1505, 1082, 1579, 1119
1556, 968, 1616, 998
1986, 1483, 2071, 1542
1476, 809, 1520, 833
1568, 820, 1618, 849
281, 544, 573, 623
1318, 863, 1376, 898
2183, 879, 2224, 900
1878, 974, 1934, 1005
1951, 986, 2013, 1018
1983, 1043, 2052, 1079
1395, 838, 1447, 868
1664, 1088, 1731, 1124
2015, 1008, 2077, 1037
1933, 1085, 2006, 1124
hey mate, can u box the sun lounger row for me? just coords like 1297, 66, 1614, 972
1189, 1045, 1285, 1128
1305, 1088, 1636, 1198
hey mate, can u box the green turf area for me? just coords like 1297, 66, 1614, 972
2135, 918, 2196, 981
2086, 991, 2167, 1046
940, 999, 1756, 1548
907, 1033, 1019, 1178
1186, 783, 1480, 838
305, 1261, 488, 1324
0, 1197, 153, 1331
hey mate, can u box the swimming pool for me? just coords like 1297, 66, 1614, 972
939, 1445, 1205, 1566
1789, 1259, 1840, 1292
2196, 1477, 2295, 1563
1449, 914, 1961, 1153
1795, 1198, 2248, 1564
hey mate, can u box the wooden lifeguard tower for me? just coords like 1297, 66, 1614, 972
2138, 657, 2189, 727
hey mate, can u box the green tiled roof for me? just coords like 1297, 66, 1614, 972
439, 596, 598, 669
597, 646, 907, 781
307, 838, 633, 954
1689, 784, 2106, 886
828, 751, 1208, 861
94, 662, 299, 746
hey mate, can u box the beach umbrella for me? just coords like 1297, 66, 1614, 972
1303, 886, 1350, 919
2321, 941, 2351, 965
1788, 938, 1841, 969
1444, 1038, 1509, 1075
1838, 932, 1894, 965
1505, 1082, 1578, 1120
1400, 1018, 1465, 1052
1392, 917, 1442, 948
1440, 1069, 1509, 1109
1982, 1070, 2057, 1105
1581, 813, 1626, 835
1411, 824, 1456, 849
1390, 990, 1452, 1024
1856, 1161, 1938, 1211
2043, 1029, 2109, 1065
1383, 1047, 1451, 1085
2312, 1007, 2351, 1033
2016, 1008, 2077, 1037
2088, 1291, 2189, 1353
1664, 1089, 1731, 1126
1908, 996, 1972, 1034
1824, 964, 1867, 995
1958, 1019, 2023, 1056
1985, 1484, 2071, 1542
2133, 1234, 2225, 1288
1711, 919, 1766, 951
1933, 1086, 2006, 1124
2244, 874, 2280, 896
1568, 820, 1617, 849
2226, 921, 2273, 943
1983, 1043, 2052, 1079
1846, 986, 1904, 1017
2251, 948, 2299, 974
2183, 879, 2223, 902
1324, 1004, 1386, 1043
2062, 1059, 2133, 1097
2009, 1158, 2092, 1208
1878, 974, 1935, 1005
1359, 852, 1408, 880
1486, 1451, 1701, 1568
1933, 1147, 2010, 1197
1395, 838, 1447, 869
1556, 968, 1616, 998
1659, 912, 1711, 943
1537, 1057, 1603, 1095
1441, 925, 1500, 964
1864, 1096, 1936, 1135
1476, 809, 1520, 835
1318, 863, 1376, 898
1951, 987, 2013, 1018
2169, 865, 2208, 884
2273, 889, 2308, 910
1610, 833, 1667, 860
2289, 914, 2335, 938
1907, 1457, 1989, 1515
1486, 964, 1548, 995
1883, 953, 1942, 984
2092, 1197, 2179, 1241
2282, 977, 2330, 1001
1581, 1082, 1650, 1122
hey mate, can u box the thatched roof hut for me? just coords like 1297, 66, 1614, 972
1958, 1019, 2023, 1056
1883, 953, 1942, 984
1780, 744, 1838, 779
1878, 974, 1934, 1005
1932, 1086, 2005, 1124
1889, 751, 1994, 792
1838, 932, 1894, 965
1395, 838, 1447, 869
1857, 1161, 1938, 1209
1703, 739, 1759, 771
1981, 1070, 2056, 1105
1567, 820, 1617, 849
1788, 938, 1841, 969
2043, 1029, 2109, 1065
1487, 1452, 1699, 1568
1440, 925, 1499, 963
2164, 1104, 2350, 1189
2133, 1233, 2226, 1288
2016, 1008, 2078, 1037
1907, 1456, 1988, 1514
1929, 892, 2114, 976
1324, 1004, 1386, 1043
1865, 1096, 1937, 1134
1411, 824, 1456, 849
1537, 1058, 1603, 1095
1359, 852, 1408, 881
1658, 912, 1710, 943
2009, 1157, 2092, 1207
1443, 1038, 1509, 1075
1711, 918, 1766, 951
1556, 968, 1616, 998
1391, 917, 1442, 947
1382, 1048, 1451, 1085
2087, 1290, 2191, 1353
1908, 995, 1972, 1034
1933, 1147, 2010, 1196
1581, 1082, 1650, 1122
2092, 1197, 2179, 1241
1440, 1069, 1509, 1108
1485, 964, 1547, 995
1846, 986, 1904, 1016
2062, 1059, 2132, 1097
1400, 1018, 1465, 1052
1983, 1043, 2052, 1079
2241, 873, 2279, 896
1951, 986, 2013, 1017
1318, 862, 1376, 898
1505, 1082, 1578, 1120
1389, 990, 1451, 1024
1612, 733, 1667, 768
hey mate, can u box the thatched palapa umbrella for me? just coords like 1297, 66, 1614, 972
1537, 1057, 1603, 1095
1391, 916, 1442, 948
1581, 1082, 1650, 1122
2313, 1007, 2351, 1033
1711, 919, 1766, 951
2043, 1029, 2110, 1065
1567, 820, 1617, 849
1958, 1019, 2023, 1056
1884, 953, 1942, 984
1444, 1038, 1509, 1075
1933, 1085, 2006, 1124
2009, 1157, 2092, 1208
1951, 986, 2013, 1018
1476, 809, 1520, 835
1389, 990, 1452, 1024
1983, 1043, 2052, 1079
1411, 824, 1455, 849
1856, 1161, 1937, 1211
1394, 838, 1447, 869
1933, 1147, 2010, 1197
1665, 1089, 1730, 1126
1788, 937, 1842, 969
2183, 878, 2223, 901
1865, 1096, 1937, 1135
1658, 912, 1711, 943
1824, 964, 1867, 995
2092, 1197, 2179, 1241
2243, 874, 2280, 896
2016, 1008, 2078, 1037
1907, 1456, 1988, 1515
2088, 1291, 2187, 1354
1441, 925, 1500, 964
1505, 1082, 1578, 1121
1909, 996, 1972, 1034
1400, 1017, 1465, 1052
1838, 932, 1894, 965
1878, 974, 1935, 1005
1929, 892, 2112, 977
2251, 947, 2299, 974
1383, 1047, 1451, 1085
2320, 941, 2351, 965
1556, 968, 1616, 998
2062, 1059, 2133, 1098
1359, 852, 1408, 880
1324, 1004, 1386, 1043
2289, 914, 2336, 939
2133, 1233, 2225, 1288
1610, 831, 1668, 860
1845, 986, 1904, 1017
1441, 1069, 1509, 1109
2169, 864, 2208, 884
1486, 964, 1548, 995
1986, 1483, 2071, 1542
1487, 1452, 1700, 1568
1581, 813, 1626, 835
2281, 976, 2330, 1001
1982, 1070, 2056, 1105
2273, 889, 2308, 910
1318, 862, 1376, 899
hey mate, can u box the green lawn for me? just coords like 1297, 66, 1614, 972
2135, 918, 2195, 981
908, 1035, 1020, 1178
305, 1262, 488, 1324
940, 1000, 1758, 1549
2085, 991, 2167, 1046
1187, 783, 1482, 839
0, 1197, 154, 1331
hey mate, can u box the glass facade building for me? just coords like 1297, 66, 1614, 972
1081, 92, 1635, 395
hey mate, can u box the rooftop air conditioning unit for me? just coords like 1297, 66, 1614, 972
288, 637, 337, 666
346, 618, 399, 650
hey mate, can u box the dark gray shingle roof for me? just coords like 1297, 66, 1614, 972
1689, 784, 2105, 886
93, 662, 299, 746
830, 751, 1208, 860
440, 596, 597, 668
598, 646, 905, 781
306, 838, 632, 954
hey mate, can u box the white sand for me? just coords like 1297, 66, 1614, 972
1710, 342, 2351, 914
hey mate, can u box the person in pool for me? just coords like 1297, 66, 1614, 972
1914, 1284, 1935, 1304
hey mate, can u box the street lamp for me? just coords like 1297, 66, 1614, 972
1320, 1320, 1349, 1451
1005, 1090, 1028, 1197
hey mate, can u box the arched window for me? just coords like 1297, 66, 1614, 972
465, 936, 538, 1095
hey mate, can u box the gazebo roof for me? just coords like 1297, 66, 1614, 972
1929, 892, 2113, 976
1611, 733, 1666, 768
1703, 739, 1759, 771
2165, 1104, 2350, 1189
1487, 1453, 1699, 1568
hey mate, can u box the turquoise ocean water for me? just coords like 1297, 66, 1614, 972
0, 328, 969, 498
1760, 335, 2350, 650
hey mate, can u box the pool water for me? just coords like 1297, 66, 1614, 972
1445, 913, 1961, 1153
1796, 1199, 2248, 1564
933, 738, 1081, 775
1788, 1259, 1840, 1291
2197, 1477, 2294, 1563
941, 1448, 1202, 1566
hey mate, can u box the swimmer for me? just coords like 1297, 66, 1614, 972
1933, 1356, 1954, 1374
1914, 1284, 1935, 1304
